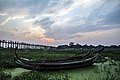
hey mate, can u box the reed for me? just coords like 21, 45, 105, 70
94, 58, 120, 80
0, 68, 11, 80
13, 71, 71, 80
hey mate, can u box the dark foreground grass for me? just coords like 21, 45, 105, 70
1, 48, 119, 68
1, 60, 119, 80
0, 68, 11, 80
0, 48, 85, 68
93, 60, 120, 80
101, 49, 120, 61
13, 71, 71, 80
0, 48, 120, 80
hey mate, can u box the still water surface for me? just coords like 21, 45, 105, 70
5, 58, 119, 80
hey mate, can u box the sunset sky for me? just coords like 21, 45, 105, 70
0, 0, 120, 46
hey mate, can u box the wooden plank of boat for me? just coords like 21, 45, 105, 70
14, 49, 92, 63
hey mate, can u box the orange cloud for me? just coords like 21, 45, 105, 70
40, 37, 55, 44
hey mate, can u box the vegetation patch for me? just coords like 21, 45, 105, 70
0, 68, 11, 80
13, 71, 71, 80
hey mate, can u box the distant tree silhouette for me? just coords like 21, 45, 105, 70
75, 43, 82, 49
110, 45, 118, 48
69, 42, 74, 48
96, 45, 104, 48
57, 45, 69, 49
82, 44, 88, 49
69, 42, 74, 46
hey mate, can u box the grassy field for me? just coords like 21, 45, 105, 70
0, 48, 120, 80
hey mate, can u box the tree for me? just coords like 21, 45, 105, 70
69, 42, 74, 48
75, 43, 82, 49
69, 42, 74, 46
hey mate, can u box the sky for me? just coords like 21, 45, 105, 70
0, 0, 120, 46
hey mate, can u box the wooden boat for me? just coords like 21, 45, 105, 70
14, 48, 104, 71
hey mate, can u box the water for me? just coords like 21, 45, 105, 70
5, 59, 120, 80
5, 68, 31, 78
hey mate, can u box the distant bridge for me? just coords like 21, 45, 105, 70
0, 40, 46, 49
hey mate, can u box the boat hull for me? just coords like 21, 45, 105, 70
14, 54, 97, 71
14, 48, 104, 71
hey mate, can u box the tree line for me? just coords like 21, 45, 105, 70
57, 42, 120, 50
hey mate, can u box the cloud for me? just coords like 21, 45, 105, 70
0, 0, 50, 20
74, 28, 120, 45
33, 17, 54, 30
0, 29, 14, 40
64, 33, 83, 40
44, 0, 75, 16
11, 25, 55, 44
0, 15, 9, 25
102, 4, 120, 24
0, 0, 120, 45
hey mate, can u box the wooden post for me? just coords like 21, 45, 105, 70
9, 41, 11, 48
24, 43, 26, 49
33, 44, 35, 49
26, 43, 28, 49
13, 41, 15, 48
32, 44, 34, 49
29, 44, 31, 49
12, 41, 14, 48
19, 43, 21, 49
5, 40, 7, 48
14, 41, 16, 48
16, 42, 18, 48
0, 40, 1, 49
18, 42, 20, 49
21, 42, 24, 49
4, 40, 6, 48
20, 43, 22, 49
23, 43, 26, 49
2, 40, 5, 48
11, 41, 13, 48
35, 44, 36, 49
7, 41, 10, 48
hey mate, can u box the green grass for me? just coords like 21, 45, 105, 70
17, 49, 85, 60
0, 48, 120, 80
93, 60, 120, 80
13, 71, 71, 80
0, 68, 11, 80
101, 49, 120, 61
0, 48, 120, 68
